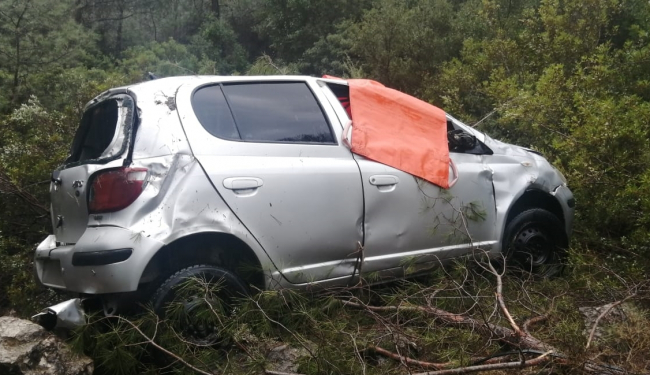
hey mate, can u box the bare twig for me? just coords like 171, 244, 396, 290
411, 351, 554, 375
114, 316, 214, 375
368, 345, 445, 370
250, 296, 316, 358
485, 257, 522, 335
344, 325, 366, 375
522, 314, 548, 336
342, 298, 557, 352
0, 171, 50, 214
586, 293, 637, 349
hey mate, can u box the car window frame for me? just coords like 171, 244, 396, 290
191, 80, 339, 146
447, 116, 493, 155
63, 94, 136, 169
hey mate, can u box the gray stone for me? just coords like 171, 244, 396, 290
579, 302, 630, 345
0, 316, 93, 375
266, 344, 311, 373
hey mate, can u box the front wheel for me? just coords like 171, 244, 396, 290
503, 208, 567, 278
150, 264, 249, 345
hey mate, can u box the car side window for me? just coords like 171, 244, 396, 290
192, 85, 240, 140
192, 82, 336, 144
447, 119, 493, 155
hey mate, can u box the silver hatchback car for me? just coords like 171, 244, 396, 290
34, 75, 574, 319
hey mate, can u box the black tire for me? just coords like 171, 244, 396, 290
150, 264, 249, 345
503, 208, 567, 278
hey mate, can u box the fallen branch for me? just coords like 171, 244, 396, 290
411, 351, 553, 375
342, 299, 556, 352
368, 346, 515, 371
522, 314, 548, 335
368, 345, 445, 370
586, 293, 636, 349
343, 299, 643, 375
114, 316, 214, 375
486, 260, 522, 335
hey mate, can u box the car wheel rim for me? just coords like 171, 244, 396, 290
513, 226, 553, 267
179, 295, 224, 345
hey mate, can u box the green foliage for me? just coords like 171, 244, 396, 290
254, 0, 370, 71
347, 0, 461, 94
119, 39, 203, 80
421, 0, 650, 264
0, 97, 74, 313
0, 0, 98, 111
189, 16, 250, 74
0, 1, 650, 372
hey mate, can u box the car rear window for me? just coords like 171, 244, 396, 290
66, 96, 134, 165
192, 82, 335, 144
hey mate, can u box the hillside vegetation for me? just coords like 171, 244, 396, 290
1, 0, 650, 374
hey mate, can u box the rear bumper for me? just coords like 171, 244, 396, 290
34, 226, 164, 294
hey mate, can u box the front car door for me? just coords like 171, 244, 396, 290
318, 81, 497, 278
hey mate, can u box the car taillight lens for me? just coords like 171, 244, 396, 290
88, 167, 148, 214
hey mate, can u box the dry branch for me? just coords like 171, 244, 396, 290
486, 260, 522, 335
411, 351, 553, 375
342, 299, 557, 352
368, 345, 446, 370
586, 294, 636, 349
114, 316, 214, 375
522, 314, 548, 336
342, 298, 645, 375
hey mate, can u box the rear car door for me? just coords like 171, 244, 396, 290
50, 94, 136, 244
176, 79, 364, 284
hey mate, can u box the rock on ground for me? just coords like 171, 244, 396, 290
579, 302, 631, 345
0, 316, 93, 375
266, 344, 311, 373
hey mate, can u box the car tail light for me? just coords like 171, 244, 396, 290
88, 167, 148, 214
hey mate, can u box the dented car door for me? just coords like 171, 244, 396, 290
350, 134, 497, 277
176, 79, 364, 284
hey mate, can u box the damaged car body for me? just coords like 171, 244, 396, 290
33, 76, 574, 329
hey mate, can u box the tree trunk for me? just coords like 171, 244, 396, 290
116, 0, 124, 55
211, 0, 220, 19
11, 3, 29, 104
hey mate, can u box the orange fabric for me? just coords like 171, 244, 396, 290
324, 76, 450, 188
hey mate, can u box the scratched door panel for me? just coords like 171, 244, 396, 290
357, 152, 497, 274
177, 79, 364, 284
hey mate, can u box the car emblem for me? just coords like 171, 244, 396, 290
72, 180, 83, 189
56, 215, 64, 229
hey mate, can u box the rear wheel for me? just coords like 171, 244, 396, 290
503, 209, 567, 278
150, 264, 249, 345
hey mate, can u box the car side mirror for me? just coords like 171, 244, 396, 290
448, 130, 477, 151
461, 134, 477, 149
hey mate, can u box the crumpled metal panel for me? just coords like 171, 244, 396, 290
36, 78, 277, 294
32, 298, 85, 330
129, 81, 193, 159
480, 132, 573, 249
173, 78, 364, 285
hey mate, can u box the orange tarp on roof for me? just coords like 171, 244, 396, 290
325, 77, 450, 188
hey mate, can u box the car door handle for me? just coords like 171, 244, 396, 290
369, 175, 399, 186
223, 177, 263, 190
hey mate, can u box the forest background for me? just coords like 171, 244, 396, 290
1, 0, 650, 373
